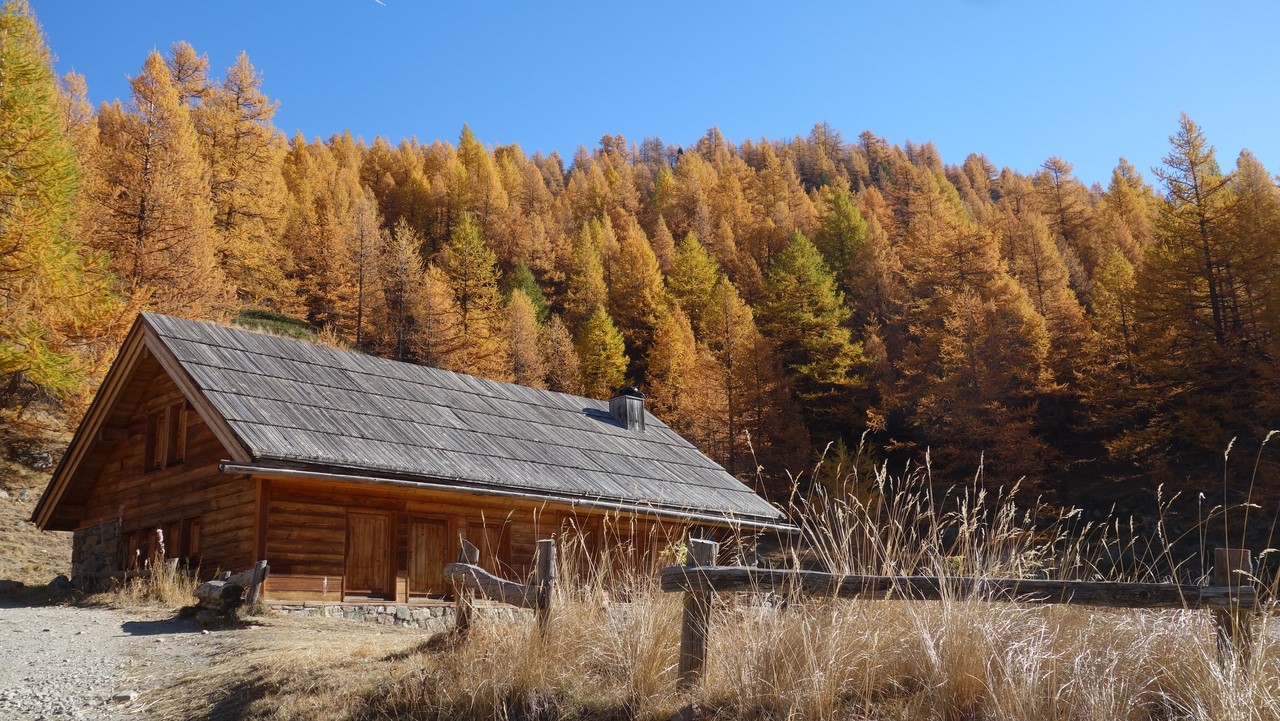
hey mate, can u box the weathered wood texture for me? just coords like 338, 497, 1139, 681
677, 539, 719, 691
70, 359, 255, 578
1212, 548, 1254, 665
195, 580, 244, 614
660, 567, 1257, 610
448, 538, 557, 635
535, 538, 556, 628
453, 539, 481, 634
258, 475, 676, 603
445, 562, 539, 609
227, 560, 269, 606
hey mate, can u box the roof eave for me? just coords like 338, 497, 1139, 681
32, 316, 149, 530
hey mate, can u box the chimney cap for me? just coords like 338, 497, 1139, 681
612, 386, 645, 399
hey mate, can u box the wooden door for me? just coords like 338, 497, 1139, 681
345, 511, 393, 598
408, 518, 447, 596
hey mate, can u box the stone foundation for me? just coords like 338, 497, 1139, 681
71, 521, 120, 592
269, 601, 529, 631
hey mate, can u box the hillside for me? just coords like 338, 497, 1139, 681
0, 412, 71, 587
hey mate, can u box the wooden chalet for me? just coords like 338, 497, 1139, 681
33, 313, 788, 602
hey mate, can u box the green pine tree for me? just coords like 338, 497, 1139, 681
758, 232, 866, 441
502, 262, 550, 322
574, 305, 628, 399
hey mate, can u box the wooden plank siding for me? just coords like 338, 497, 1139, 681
39, 315, 777, 605
257, 475, 687, 603
75, 361, 255, 576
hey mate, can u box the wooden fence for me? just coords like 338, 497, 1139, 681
666, 540, 1258, 689
445, 537, 556, 634
441, 536, 1259, 691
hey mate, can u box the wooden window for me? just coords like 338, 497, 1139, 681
144, 402, 187, 472
120, 530, 138, 570
182, 517, 201, 563
165, 404, 186, 466
144, 410, 164, 472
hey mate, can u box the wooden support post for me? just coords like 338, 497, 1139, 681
1212, 547, 1254, 667
454, 538, 480, 635
534, 538, 556, 631
245, 560, 269, 606
677, 538, 719, 692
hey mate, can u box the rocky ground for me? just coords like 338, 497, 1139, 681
0, 599, 236, 720
0, 414, 207, 720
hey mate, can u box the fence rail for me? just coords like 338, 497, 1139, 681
665, 539, 1258, 689
439, 535, 1259, 693
660, 566, 1254, 609
446, 537, 556, 634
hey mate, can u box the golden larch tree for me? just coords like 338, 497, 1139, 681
89, 49, 230, 318
196, 51, 293, 308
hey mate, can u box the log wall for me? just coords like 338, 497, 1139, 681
71, 361, 254, 580
258, 475, 683, 603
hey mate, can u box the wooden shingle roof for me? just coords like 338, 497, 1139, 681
144, 313, 784, 523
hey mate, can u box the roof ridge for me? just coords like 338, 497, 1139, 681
148, 313, 641, 423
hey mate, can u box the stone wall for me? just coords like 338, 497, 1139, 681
71, 520, 120, 591
269, 602, 528, 632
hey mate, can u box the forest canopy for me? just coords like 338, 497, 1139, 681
2, 1, 1277, 505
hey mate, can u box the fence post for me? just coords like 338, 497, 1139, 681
454, 538, 480, 635
1212, 547, 1253, 667
677, 538, 719, 691
245, 560, 269, 606
534, 538, 557, 631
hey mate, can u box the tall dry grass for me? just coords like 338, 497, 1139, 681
103, 529, 200, 608
163, 445, 1280, 721
339, 462, 1280, 720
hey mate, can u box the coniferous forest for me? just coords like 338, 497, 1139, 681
3, 2, 1278, 513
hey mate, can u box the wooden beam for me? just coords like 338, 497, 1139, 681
659, 566, 1256, 610
252, 477, 270, 563
1212, 548, 1254, 667
444, 562, 537, 609
677, 539, 719, 691
534, 538, 556, 630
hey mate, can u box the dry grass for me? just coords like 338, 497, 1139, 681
6, 409, 1276, 719
139, 463, 1280, 721
97, 551, 201, 609
149, 586, 1280, 721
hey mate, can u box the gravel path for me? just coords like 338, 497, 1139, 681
0, 600, 219, 720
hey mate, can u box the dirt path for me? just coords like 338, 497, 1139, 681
0, 599, 229, 720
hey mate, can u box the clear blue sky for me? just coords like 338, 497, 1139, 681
29, 0, 1280, 187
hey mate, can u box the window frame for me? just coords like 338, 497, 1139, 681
144, 401, 187, 473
